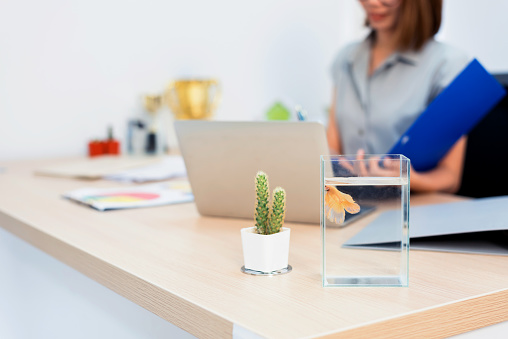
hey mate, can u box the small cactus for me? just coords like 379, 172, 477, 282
255, 171, 270, 234
254, 172, 286, 235
268, 187, 286, 234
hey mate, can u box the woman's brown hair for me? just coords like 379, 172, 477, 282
369, 0, 442, 51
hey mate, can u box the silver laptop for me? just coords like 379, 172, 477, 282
175, 121, 329, 224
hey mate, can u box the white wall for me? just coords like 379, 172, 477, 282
439, 0, 508, 73
0, 0, 364, 161
1, 0, 507, 161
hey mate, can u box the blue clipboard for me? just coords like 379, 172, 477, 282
388, 59, 506, 171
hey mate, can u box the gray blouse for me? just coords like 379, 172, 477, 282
331, 38, 470, 155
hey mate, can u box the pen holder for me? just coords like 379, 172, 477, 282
321, 155, 410, 287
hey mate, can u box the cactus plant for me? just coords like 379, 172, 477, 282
254, 171, 286, 235
268, 187, 286, 234
255, 171, 270, 234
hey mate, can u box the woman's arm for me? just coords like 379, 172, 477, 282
350, 137, 467, 194
410, 136, 467, 193
327, 89, 341, 154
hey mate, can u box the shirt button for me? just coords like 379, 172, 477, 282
358, 129, 364, 136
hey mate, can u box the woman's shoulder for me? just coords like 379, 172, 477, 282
332, 40, 365, 65
421, 39, 470, 67
421, 40, 472, 97
330, 40, 367, 80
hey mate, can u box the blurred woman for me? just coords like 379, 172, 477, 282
328, 0, 469, 193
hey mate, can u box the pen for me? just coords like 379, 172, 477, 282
295, 105, 308, 121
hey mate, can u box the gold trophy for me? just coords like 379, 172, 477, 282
143, 94, 163, 114
164, 79, 221, 120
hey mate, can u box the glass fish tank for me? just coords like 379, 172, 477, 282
321, 154, 410, 287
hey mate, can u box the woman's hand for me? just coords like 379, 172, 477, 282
339, 136, 467, 193
339, 149, 404, 178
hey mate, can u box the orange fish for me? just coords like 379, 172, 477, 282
324, 186, 360, 224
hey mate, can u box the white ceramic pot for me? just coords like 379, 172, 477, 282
241, 227, 290, 273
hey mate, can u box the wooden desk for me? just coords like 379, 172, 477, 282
0, 158, 507, 338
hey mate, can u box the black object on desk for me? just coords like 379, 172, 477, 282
458, 81, 508, 198
146, 131, 157, 154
